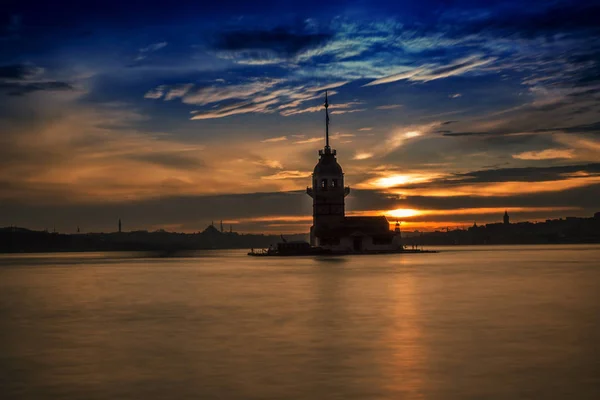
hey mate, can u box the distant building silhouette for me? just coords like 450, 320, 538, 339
220, 220, 223, 233
118, 218, 122, 233
504, 210, 510, 225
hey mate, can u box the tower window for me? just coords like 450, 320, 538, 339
331, 179, 338, 188
321, 179, 328, 190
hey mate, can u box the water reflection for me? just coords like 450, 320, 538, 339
1, 247, 599, 399
382, 271, 427, 397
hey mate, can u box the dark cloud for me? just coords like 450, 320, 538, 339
2, 182, 600, 233
394, 164, 600, 189
441, 131, 495, 137
131, 153, 205, 170
450, 3, 600, 38
0, 64, 72, 96
214, 27, 331, 56
0, 81, 73, 96
350, 185, 600, 214
443, 119, 600, 138
0, 63, 38, 80
534, 121, 600, 135
0, 184, 600, 233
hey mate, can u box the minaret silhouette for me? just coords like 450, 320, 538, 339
118, 218, 122, 233
220, 220, 223, 233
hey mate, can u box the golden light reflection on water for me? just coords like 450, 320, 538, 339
381, 269, 427, 397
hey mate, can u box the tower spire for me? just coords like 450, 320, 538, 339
324, 91, 330, 151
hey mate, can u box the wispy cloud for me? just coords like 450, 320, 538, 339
146, 79, 348, 119
135, 41, 168, 61
253, 159, 284, 169
512, 149, 575, 160
294, 137, 322, 144
280, 101, 364, 116
353, 152, 374, 160
364, 55, 495, 86
376, 104, 402, 110
190, 99, 279, 120
261, 170, 311, 180
261, 136, 288, 143
183, 79, 283, 106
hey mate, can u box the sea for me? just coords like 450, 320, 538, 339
1, 245, 599, 400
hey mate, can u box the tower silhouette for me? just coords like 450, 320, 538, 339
306, 91, 350, 246
503, 210, 510, 225
118, 218, 122, 233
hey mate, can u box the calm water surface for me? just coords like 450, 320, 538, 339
1, 245, 599, 399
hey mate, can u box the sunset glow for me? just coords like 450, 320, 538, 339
1, 1, 599, 233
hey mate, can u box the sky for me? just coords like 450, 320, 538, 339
1, 0, 600, 234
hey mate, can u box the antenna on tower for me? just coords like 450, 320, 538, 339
324, 91, 330, 150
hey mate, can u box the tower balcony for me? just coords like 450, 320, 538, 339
306, 187, 314, 198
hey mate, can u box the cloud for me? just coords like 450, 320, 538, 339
450, 3, 600, 39
131, 152, 205, 169
449, 93, 462, 98
144, 85, 165, 99
330, 133, 355, 139
190, 99, 279, 120
253, 159, 283, 169
363, 55, 496, 86
164, 84, 194, 101
294, 137, 323, 144
280, 101, 364, 116
135, 41, 168, 61
214, 28, 331, 56
306, 81, 348, 92
0, 63, 72, 96
0, 81, 74, 96
415, 164, 600, 186
147, 78, 347, 120
358, 127, 372, 131
353, 152, 373, 160
376, 104, 402, 110
183, 79, 283, 106
0, 64, 43, 80
330, 108, 366, 115
261, 170, 312, 180
261, 136, 288, 143
512, 149, 575, 160
535, 121, 600, 135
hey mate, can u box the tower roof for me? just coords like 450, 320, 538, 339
313, 152, 343, 175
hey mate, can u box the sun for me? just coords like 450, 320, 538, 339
387, 208, 420, 219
